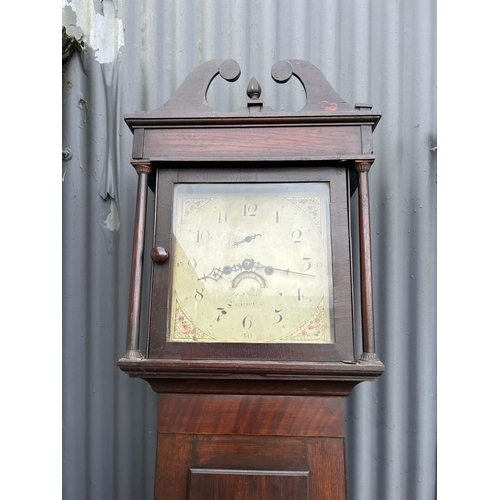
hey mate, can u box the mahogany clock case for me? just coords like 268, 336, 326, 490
116, 59, 385, 500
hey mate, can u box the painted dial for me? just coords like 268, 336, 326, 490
168, 183, 334, 343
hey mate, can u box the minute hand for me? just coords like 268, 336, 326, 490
255, 262, 315, 278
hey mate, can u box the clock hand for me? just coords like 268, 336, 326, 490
197, 258, 256, 282
230, 260, 315, 289
197, 264, 239, 282
233, 233, 262, 247
198, 257, 315, 282
254, 261, 315, 278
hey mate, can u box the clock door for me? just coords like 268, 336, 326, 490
147, 165, 355, 363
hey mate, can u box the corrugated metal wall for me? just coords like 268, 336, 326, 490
62, 1, 436, 498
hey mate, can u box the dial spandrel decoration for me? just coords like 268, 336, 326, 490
168, 183, 334, 343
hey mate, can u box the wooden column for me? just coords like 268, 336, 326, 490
354, 160, 380, 362
121, 159, 152, 360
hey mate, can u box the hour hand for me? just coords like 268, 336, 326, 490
197, 258, 256, 282
197, 264, 239, 282
233, 233, 262, 247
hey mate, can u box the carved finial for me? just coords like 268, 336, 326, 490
247, 77, 262, 100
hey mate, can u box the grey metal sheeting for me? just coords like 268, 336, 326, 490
62, 1, 436, 498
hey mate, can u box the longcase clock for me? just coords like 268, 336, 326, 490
118, 59, 384, 500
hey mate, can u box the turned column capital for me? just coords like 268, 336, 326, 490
131, 159, 152, 175
353, 160, 373, 173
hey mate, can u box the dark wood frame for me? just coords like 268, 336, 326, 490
148, 166, 354, 362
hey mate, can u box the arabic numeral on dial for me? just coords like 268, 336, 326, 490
291, 229, 302, 243
275, 210, 279, 223
216, 307, 227, 322
178, 259, 198, 269
275, 309, 283, 323
302, 257, 311, 271
196, 230, 211, 242
194, 288, 204, 301
243, 332, 253, 339
243, 203, 258, 217
242, 316, 253, 330
297, 288, 302, 301
218, 212, 227, 223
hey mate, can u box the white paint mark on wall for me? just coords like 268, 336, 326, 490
90, 5, 124, 64
62, 0, 124, 64
105, 199, 120, 231
98, 198, 121, 254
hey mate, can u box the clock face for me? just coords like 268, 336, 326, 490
168, 183, 334, 343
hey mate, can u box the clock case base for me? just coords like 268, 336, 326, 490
118, 367, 383, 500
128, 374, 382, 500
154, 389, 348, 500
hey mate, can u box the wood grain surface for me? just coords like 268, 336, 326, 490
157, 393, 345, 437
155, 434, 346, 500
143, 125, 361, 161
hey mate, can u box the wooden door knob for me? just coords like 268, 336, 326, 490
151, 247, 168, 263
